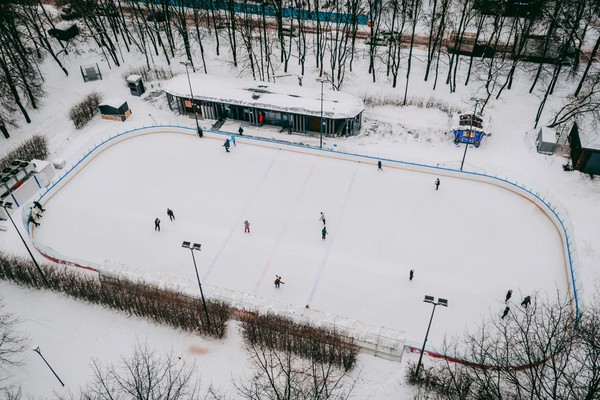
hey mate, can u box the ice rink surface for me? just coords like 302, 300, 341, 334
34, 131, 567, 347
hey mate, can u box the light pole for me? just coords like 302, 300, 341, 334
181, 241, 211, 328
180, 61, 202, 137
33, 346, 64, 387
0, 201, 48, 286
460, 98, 483, 171
415, 295, 448, 378
316, 78, 326, 149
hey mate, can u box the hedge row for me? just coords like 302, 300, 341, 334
239, 311, 359, 371
69, 92, 102, 129
0, 252, 363, 357
0, 135, 48, 171
0, 253, 229, 338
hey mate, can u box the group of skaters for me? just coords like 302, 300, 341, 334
222, 127, 244, 153
154, 208, 175, 232
27, 201, 45, 227
501, 289, 532, 319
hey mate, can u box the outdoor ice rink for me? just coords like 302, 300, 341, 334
34, 130, 568, 348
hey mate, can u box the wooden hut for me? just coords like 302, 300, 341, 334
99, 99, 131, 122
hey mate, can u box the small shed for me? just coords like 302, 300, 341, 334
568, 121, 600, 175
99, 99, 131, 122
536, 127, 557, 155
127, 74, 145, 96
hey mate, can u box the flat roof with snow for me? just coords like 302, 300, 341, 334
540, 127, 557, 144
575, 120, 600, 150
99, 98, 127, 109
163, 74, 364, 119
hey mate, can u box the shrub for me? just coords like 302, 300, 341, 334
0, 135, 48, 171
239, 311, 359, 371
0, 253, 230, 339
69, 92, 102, 129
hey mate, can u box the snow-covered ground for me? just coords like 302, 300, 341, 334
1, 7, 599, 398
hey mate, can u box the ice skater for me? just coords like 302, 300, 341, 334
223, 138, 231, 152
231, 134, 236, 146
33, 201, 45, 212
521, 295, 531, 308
28, 213, 40, 227
409, 269, 414, 281
319, 212, 326, 225
274, 275, 284, 288
238, 126, 244, 135
31, 207, 43, 219
435, 178, 440, 190
197, 127, 203, 137
244, 220, 250, 233
501, 306, 510, 319
378, 161, 383, 171
322, 226, 328, 240
505, 289, 513, 303
167, 208, 175, 221
154, 218, 161, 231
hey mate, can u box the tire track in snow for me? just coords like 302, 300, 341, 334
202, 157, 277, 281
306, 164, 358, 305
252, 164, 316, 294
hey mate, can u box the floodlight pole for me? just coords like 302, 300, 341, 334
0, 202, 48, 286
460, 98, 482, 171
33, 346, 64, 387
415, 296, 448, 377
180, 61, 201, 137
317, 78, 326, 149
182, 242, 211, 328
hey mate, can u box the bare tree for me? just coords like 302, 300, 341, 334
407, 291, 600, 400
0, 300, 27, 386
235, 338, 357, 400
77, 342, 200, 400
548, 71, 600, 128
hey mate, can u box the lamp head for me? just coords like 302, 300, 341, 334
424, 295, 435, 304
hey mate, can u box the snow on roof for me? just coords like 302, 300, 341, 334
163, 74, 364, 119
539, 127, 557, 144
126, 74, 142, 83
576, 119, 600, 150
54, 21, 76, 30
99, 98, 126, 109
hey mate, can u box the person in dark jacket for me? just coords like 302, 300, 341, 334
322, 226, 327, 240
154, 218, 161, 231
167, 208, 175, 221
238, 126, 244, 135
409, 269, 414, 281
244, 220, 250, 233
33, 201, 45, 212
435, 178, 440, 190
274, 275, 284, 288
223, 139, 230, 152
378, 161, 383, 171
28, 213, 40, 227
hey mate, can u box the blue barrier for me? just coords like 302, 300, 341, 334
35, 124, 580, 320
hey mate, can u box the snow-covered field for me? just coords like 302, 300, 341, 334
1, 5, 599, 398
